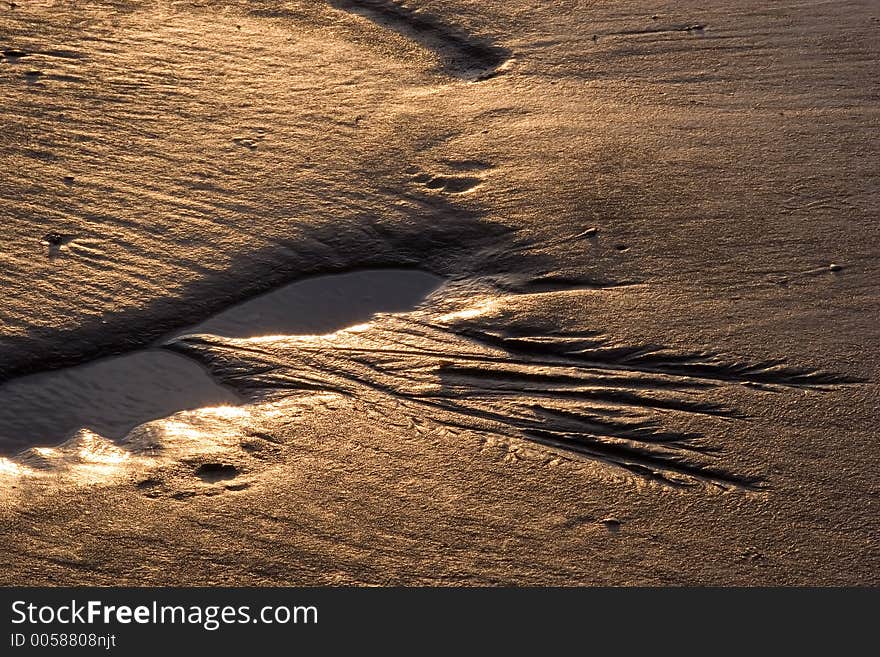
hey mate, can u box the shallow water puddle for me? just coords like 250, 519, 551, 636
0, 269, 443, 455
180, 268, 442, 339
0, 351, 237, 457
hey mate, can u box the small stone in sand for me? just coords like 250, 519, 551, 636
43, 232, 64, 246
829, 263, 843, 272
600, 517, 621, 531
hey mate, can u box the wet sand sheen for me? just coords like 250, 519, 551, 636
0, 269, 443, 455
0, 0, 876, 587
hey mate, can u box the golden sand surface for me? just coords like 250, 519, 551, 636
0, 1, 877, 585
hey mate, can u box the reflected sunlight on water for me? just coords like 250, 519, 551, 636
77, 431, 130, 466
198, 406, 250, 420
0, 458, 30, 477
437, 298, 498, 322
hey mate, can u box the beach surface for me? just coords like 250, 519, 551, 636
0, 0, 877, 585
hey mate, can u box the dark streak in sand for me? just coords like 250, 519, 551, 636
329, 0, 511, 78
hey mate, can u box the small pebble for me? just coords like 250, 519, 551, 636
63, 175, 75, 184
600, 517, 621, 529
829, 263, 843, 272
42, 231, 64, 246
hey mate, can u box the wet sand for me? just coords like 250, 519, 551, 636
0, 1, 877, 585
